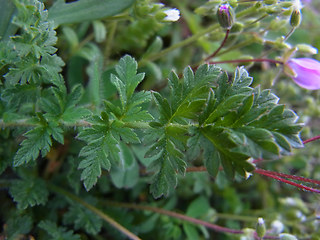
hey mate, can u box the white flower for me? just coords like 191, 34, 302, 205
271, 220, 284, 234
163, 8, 180, 22
293, 0, 303, 10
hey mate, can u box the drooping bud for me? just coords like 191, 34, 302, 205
290, 8, 301, 28
217, 4, 234, 29
256, 218, 266, 239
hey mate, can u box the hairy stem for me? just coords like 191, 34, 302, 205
255, 169, 320, 193
47, 184, 142, 240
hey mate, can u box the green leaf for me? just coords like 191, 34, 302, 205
61, 107, 91, 123
9, 178, 49, 209
3, 1, 64, 87
93, 20, 107, 43
148, 136, 186, 198
168, 65, 221, 122
152, 91, 172, 122
76, 112, 135, 190
78, 133, 116, 190
150, 157, 177, 198
111, 55, 145, 107
77, 43, 103, 105
48, 0, 135, 26
63, 204, 102, 235
6, 215, 33, 240
39, 220, 80, 240
111, 120, 140, 144
0, 0, 17, 40
14, 126, 52, 166
110, 143, 139, 188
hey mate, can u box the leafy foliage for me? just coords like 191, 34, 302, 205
147, 66, 302, 197
63, 203, 102, 235
48, 0, 135, 26
77, 55, 152, 190
13, 113, 64, 166
9, 177, 49, 209
5, 215, 33, 239
1, 0, 64, 87
1, 0, 319, 239
39, 220, 80, 240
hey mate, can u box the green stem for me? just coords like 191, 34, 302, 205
104, 21, 117, 66
0, 119, 37, 128
216, 38, 256, 56
47, 184, 141, 240
0, 118, 193, 131
0, 119, 92, 128
284, 27, 295, 41
138, 4, 266, 66
138, 24, 220, 66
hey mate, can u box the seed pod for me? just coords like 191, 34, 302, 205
290, 8, 301, 28
256, 218, 266, 239
217, 4, 234, 29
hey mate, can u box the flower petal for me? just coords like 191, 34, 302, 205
287, 58, 320, 90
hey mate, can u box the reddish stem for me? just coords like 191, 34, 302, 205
107, 201, 280, 239
303, 135, 320, 144
255, 169, 320, 186
254, 169, 320, 193
205, 29, 230, 62
186, 167, 320, 193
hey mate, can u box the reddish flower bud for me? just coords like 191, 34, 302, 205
217, 4, 234, 29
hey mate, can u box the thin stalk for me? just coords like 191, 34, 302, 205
106, 201, 280, 239
138, 24, 220, 66
186, 166, 320, 193
303, 135, 320, 144
216, 38, 256, 57
284, 27, 296, 41
0, 119, 39, 128
205, 29, 230, 62
254, 169, 320, 193
215, 213, 258, 222
255, 169, 320, 186
104, 21, 117, 66
47, 184, 141, 240
106, 201, 244, 235
208, 58, 283, 65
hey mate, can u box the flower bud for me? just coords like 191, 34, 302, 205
296, 44, 318, 55
256, 218, 266, 239
162, 8, 180, 22
217, 4, 234, 29
290, 9, 301, 28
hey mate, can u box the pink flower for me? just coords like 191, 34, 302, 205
286, 58, 320, 90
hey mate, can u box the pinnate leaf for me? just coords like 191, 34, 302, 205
39, 220, 80, 240
9, 178, 49, 209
